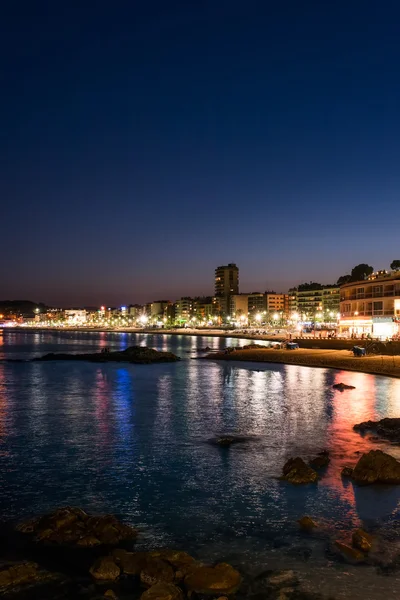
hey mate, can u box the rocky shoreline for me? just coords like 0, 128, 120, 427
4, 441, 400, 600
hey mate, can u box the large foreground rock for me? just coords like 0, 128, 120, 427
184, 563, 241, 595
16, 506, 137, 546
281, 458, 318, 484
353, 418, 400, 443
351, 450, 400, 485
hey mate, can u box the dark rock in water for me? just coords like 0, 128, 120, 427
297, 516, 318, 531
352, 529, 373, 553
32, 346, 180, 365
309, 451, 330, 469
332, 382, 356, 391
351, 450, 400, 485
281, 458, 318, 484
341, 466, 354, 478
15, 506, 137, 547
353, 418, 400, 443
209, 435, 249, 448
184, 563, 241, 595
334, 541, 365, 563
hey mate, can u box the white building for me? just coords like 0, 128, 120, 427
64, 309, 87, 325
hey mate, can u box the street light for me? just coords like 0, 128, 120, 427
255, 313, 262, 323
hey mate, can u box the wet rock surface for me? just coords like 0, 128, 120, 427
281, 458, 318, 484
332, 383, 355, 391
352, 529, 373, 553
16, 507, 138, 547
309, 451, 330, 469
184, 562, 241, 595
353, 417, 400, 443
297, 517, 318, 531
351, 450, 400, 485
340, 466, 353, 478
32, 346, 180, 364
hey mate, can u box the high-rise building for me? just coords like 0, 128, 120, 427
214, 263, 239, 319
215, 264, 239, 296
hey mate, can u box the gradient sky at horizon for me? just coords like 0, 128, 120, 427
1, 0, 400, 306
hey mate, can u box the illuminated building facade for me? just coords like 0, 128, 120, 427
339, 271, 400, 338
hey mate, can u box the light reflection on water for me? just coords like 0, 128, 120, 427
1, 332, 400, 596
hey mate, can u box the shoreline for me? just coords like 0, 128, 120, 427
206, 348, 400, 379
5, 326, 400, 378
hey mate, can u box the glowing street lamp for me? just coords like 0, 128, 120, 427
255, 313, 262, 323
139, 314, 148, 325
273, 313, 279, 321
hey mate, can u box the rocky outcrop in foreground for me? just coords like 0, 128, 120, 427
16, 506, 138, 547
32, 346, 180, 364
353, 418, 400, 443
349, 450, 400, 485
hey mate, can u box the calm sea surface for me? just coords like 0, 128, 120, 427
1, 330, 400, 598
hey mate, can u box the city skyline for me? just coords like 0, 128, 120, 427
2, 1, 400, 305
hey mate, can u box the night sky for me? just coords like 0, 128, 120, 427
1, 1, 400, 306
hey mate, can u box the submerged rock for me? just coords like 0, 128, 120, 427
210, 436, 249, 448
15, 506, 138, 547
353, 418, 400, 443
141, 583, 184, 600
297, 516, 318, 531
352, 529, 373, 553
184, 563, 241, 595
333, 382, 356, 391
32, 346, 180, 364
351, 450, 400, 485
281, 458, 318, 484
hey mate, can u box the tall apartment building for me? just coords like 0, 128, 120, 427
339, 271, 400, 338
214, 263, 239, 318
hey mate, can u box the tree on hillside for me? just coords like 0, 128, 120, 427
390, 260, 400, 271
347, 264, 373, 282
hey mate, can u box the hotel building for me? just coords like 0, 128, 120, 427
339, 271, 400, 339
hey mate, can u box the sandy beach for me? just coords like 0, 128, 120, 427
207, 347, 400, 378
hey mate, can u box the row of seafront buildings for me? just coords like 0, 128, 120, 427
22, 263, 400, 339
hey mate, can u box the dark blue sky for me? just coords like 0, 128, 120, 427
1, 0, 399, 306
